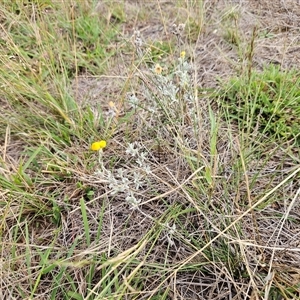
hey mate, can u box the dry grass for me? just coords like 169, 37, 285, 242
0, 1, 299, 299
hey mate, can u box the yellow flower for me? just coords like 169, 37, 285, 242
180, 51, 186, 59
108, 101, 115, 108
91, 140, 107, 151
154, 63, 162, 75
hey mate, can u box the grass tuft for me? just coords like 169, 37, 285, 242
220, 64, 300, 146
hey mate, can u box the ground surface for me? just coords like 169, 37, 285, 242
1, 1, 300, 299
63, 1, 300, 297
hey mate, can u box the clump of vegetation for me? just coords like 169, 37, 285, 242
220, 65, 300, 145
1, 1, 300, 299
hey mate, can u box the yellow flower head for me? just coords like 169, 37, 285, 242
180, 51, 186, 59
108, 101, 115, 108
154, 63, 162, 75
91, 140, 107, 151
